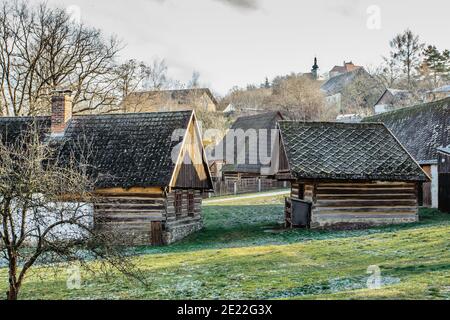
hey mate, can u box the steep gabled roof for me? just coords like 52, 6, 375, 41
364, 97, 450, 164
221, 111, 284, 174
374, 88, 412, 106
278, 121, 428, 182
58, 111, 195, 188
0, 111, 213, 190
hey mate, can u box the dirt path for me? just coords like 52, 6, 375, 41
204, 190, 290, 204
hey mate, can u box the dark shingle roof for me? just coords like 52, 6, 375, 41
278, 121, 427, 182
221, 112, 283, 174
58, 111, 192, 188
364, 97, 450, 164
0, 117, 50, 145
0, 111, 197, 189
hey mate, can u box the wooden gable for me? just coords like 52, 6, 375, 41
170, 112, 214, 191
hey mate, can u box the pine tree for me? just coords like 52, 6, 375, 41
422, 45, 450, 87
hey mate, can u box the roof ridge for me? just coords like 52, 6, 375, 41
366, 96, 450, 120
72, 110, 193, 118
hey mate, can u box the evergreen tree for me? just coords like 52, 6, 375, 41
422, 45, 450, 86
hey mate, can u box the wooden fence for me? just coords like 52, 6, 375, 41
210, 178, 289, 197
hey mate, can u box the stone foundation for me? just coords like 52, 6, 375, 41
163, 220, 203, 245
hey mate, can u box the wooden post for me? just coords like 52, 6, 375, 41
258, 178, 262, 192
234, 182, 237, 195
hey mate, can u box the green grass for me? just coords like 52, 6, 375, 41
1, 193, 450, 300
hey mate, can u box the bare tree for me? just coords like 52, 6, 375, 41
389, 29, 423, 89
145, 58, 168, 90
0, 0, 122, 116
187, 71, 201, 89
267, 75, 326, 120
0, 123, 141, 300
115, 59, 152, 100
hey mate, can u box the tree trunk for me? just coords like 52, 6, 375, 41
7, 285, 19, 300
7, 255, 20, 300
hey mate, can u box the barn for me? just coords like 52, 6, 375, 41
365, 97, 450, 209
0, 90, 214, 245
274, 121, 429, 229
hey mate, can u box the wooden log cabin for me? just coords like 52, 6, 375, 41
0, 91, 213, 245
274, 121, 429, 229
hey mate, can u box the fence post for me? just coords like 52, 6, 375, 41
284, 181, 287, 188
258, 178, 262, 192
234, 182, 237, 195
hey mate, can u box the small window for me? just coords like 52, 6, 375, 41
188, 192, 195, 216
175, 191, 183, 216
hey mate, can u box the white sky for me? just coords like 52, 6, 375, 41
42, 0, 450, 96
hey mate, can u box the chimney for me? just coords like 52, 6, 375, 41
51, 89, 72, 136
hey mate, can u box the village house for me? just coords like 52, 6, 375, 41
373, 88, 413, 114
426, 85, 450, 102
120, 88, 218, 113
207, 111, 286, 194
221, 111, 284, 181
365, 97, 450, 209
0, 90, 214, 245
321, 67, 376, 112
329, 61, 362, 78
273, 121, 428, 229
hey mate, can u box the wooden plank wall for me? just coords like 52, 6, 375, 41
438, 153, 450, 213
93, 188, 166, 243
310, 181, 419, 228
421, 165, 432, 207
166, 190, 203, 226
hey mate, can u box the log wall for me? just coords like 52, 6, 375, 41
93, 187, 204, 245
309, 181, 419, 228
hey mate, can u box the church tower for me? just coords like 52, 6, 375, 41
311, 57, 319, 80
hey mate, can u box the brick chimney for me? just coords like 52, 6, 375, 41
51, 89, 72, 136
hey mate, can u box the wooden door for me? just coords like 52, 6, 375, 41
439, 173, 450, 213
151, 221, 163, 246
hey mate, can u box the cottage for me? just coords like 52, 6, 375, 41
328, 61, 362, 78
427, 85, 450, 102
0, 91, 214, 245
274, 121, 428, 229
321, 67, 377, 112
120, 88, 218, 113
365, 97, 450, 208
373, 88, 412, 114
221, 111, 284, 181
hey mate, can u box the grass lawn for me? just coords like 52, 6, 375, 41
1, 191, 450, 300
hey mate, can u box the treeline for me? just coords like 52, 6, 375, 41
221, 29, 449, 120
0, 0, 203, 117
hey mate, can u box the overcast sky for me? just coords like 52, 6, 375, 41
42, 0, 450, 96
